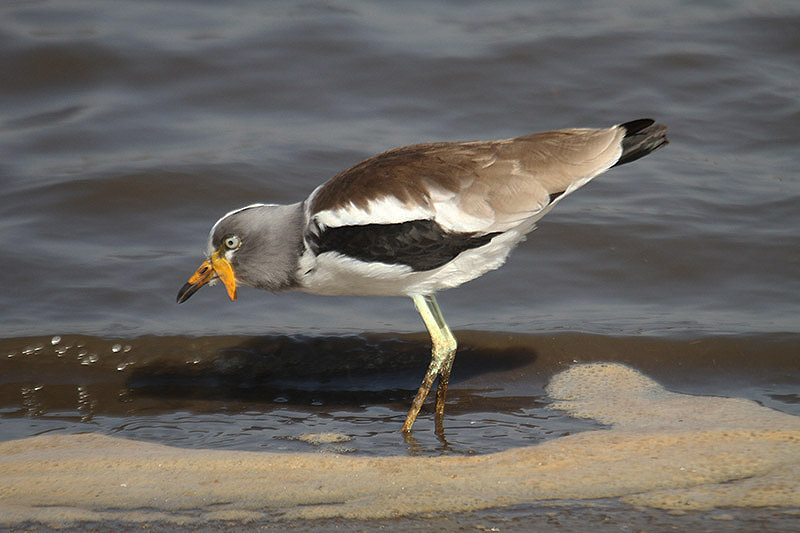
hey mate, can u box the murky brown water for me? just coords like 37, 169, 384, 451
5, 331, 795, 452
1, 0, 799, 529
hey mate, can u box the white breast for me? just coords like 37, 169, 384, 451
296, 226, 529, 297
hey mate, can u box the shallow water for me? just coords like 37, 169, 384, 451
1, 0, 799, 529
2, 362, 799, 526
2, 332, 799, 456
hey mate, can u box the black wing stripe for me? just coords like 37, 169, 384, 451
310, 219, 500, 272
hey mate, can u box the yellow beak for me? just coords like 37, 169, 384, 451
176, 249, 237, 303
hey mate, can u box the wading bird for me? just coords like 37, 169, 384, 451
178, 118, 668, 432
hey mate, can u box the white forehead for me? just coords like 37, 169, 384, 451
206, 203, 274, 254
209, 203, 271, 238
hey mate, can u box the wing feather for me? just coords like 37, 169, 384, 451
308, 124, 632, 233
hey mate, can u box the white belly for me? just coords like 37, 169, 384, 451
296, 228, 528, 297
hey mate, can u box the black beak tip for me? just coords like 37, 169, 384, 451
177, 282, 199, 304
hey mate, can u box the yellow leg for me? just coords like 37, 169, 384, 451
402, 294, 458, 433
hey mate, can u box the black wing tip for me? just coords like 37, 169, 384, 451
620, 118, 656, 135
614, 118, 669, 167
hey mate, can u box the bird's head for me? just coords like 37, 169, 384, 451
176, 203, 304, 304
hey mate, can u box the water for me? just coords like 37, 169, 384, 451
1, 0, 799, 529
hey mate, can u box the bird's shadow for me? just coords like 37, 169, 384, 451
124, 333, 537, 414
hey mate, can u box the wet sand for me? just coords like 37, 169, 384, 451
3, 362, 798, 528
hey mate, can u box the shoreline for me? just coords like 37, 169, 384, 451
3, 363, 799, 526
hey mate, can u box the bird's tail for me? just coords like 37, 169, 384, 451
613, 118, 669, 167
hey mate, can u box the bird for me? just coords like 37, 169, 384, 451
177, 118, 668, 433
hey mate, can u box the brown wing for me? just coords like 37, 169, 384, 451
308, 122, 654, 233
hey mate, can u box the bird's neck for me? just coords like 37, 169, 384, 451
267, 201, 306, 291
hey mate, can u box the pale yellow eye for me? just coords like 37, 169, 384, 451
223, 235, 241, 250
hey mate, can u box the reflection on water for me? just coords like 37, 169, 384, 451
1, 362, 798, 526
1, 332, 798, 456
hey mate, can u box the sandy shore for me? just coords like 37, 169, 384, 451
2, 362, 799, 525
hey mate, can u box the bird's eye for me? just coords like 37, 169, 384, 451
223, 235, 241, 250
